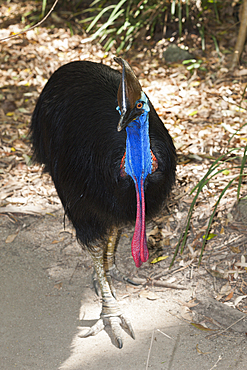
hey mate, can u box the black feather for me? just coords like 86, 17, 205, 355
30, 60, 176, 247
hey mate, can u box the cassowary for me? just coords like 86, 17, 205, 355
31, 57, 176, 348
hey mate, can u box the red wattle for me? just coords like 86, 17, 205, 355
140, 178, 149, 263
131, 179, 149, 268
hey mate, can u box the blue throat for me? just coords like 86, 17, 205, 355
125, 112, 151, 188
118, 92, 152, 187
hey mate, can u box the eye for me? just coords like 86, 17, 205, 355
136, 102, 143, 109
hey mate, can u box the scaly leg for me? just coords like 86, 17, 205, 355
104, 227, 139, 288
92, 228, 120, 297
80, 229, 135, 348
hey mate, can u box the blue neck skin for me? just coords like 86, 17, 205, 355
117, 91, 152, 188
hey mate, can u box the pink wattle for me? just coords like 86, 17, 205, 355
131, 178, 149, 267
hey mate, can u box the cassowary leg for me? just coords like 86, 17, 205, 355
92, 228, 120, 297
80, 239, 135, 348
103, 227, 121, 297
104, 227, 139, 287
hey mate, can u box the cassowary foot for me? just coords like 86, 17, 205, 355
79, 313, 135, 349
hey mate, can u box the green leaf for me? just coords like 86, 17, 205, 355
183, 59, 197, 64
203, 233, 217, 241
188, 110, 198, 116
86, 5, 115, 33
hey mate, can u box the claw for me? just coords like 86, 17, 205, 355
123, 276, 140, 286
79, 314, 135, 348
107, 316, 123, 348
117, 337, 123, 349
109, 264, 141, 286
120, 314, 135, 339
92, 269, 100, 296
79, 318, 104, 337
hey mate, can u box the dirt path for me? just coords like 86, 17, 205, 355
1, 212, 246, 370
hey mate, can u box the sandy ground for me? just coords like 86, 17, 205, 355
0, 211, 247, 370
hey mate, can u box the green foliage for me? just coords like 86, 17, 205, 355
42, 0, 47, 18
182, 59, 207, 73
82, 0, 227, 52
23, 1, 233, 53
81, 0, 169, 52
171, 124, 247, 267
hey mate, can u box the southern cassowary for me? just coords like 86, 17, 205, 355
31, 57, 176, 348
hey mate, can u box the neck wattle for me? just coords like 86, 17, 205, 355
124, 110, 152, 267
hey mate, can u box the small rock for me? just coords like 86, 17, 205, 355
163, 44, 194, 63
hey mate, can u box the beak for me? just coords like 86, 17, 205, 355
117, 108, 143, 132
117, 113, 127, 132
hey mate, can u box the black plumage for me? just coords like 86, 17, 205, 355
31, 59, 176, 348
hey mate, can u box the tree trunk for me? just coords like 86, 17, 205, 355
231, 0, 247, 69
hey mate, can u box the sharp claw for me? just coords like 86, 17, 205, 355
130, 328, 135, 340
120, 314, 135, 339
109, 264, 140, 286
123, 277, 141, 286
117, 337, 123, 349
92, 269, 100, 296
108, 316, 124, 348
79, 314, 135, 348
79, 318, 104, 338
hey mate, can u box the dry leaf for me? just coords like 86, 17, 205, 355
235, 256, 247, 268
196, 344, 211, 355
176, 299, 199, 308
139, 290, 159, 300
234, 295, 247, 306
190, 322, 215, 331
215, 294, 224, 301
54, 282, 63, 290
220, 282, 232, 296
230, 246, 241, 253
224, 290, 234, 301
207, 269, 225, 279
220, 227, 225, 234
5, 233, 18, 243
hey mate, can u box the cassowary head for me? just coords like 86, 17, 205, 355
114, 57, 158, 268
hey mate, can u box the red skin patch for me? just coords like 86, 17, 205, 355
151, 150, 158, 173
120, 152, 126, 177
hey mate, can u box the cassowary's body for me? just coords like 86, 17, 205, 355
31, 59, 176, 348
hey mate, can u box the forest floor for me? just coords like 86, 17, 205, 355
0, 1, 247, 369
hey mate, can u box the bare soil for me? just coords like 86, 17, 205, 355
0, 211, 247, 370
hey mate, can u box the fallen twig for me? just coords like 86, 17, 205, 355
207, 315, 246, 339
145, 329, 155, 370
132, 277, 187, 290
